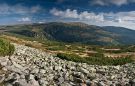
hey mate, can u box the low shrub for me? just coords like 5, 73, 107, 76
57, 53, 85, 63
0, 38, 15, 56
25, 43, 33, 47
57, 53, 134, 65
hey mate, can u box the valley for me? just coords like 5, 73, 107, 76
1, 22, 135, 65
0, 0, 135, 85
1, 22, 135, 86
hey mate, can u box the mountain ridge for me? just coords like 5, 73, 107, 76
2, 22, 135, 45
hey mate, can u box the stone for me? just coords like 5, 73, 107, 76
96, 69, 106, 74
0, 57, 8, 66
60, 82, 72, 86
85, 80, 91, 86
5, 73, 20, 83
39, 69, 46, 74
129, 79, 135, 85
87, 73, 96, 80
69, 75, 74, 81
29, 74, 35, 80
17, 79, 28, 86
31, 68, 39, 74
28, 79, 40, 86
5, 83, 13, 86
5, 66, 23, 74
110, 75, 116, 80
58, 77, 65, 84
98, 81, 106, 86
20, 74, 25, 79
89, 68, 96, 73
2, 43, 135, 86
39, 78, 48, 85
74, 77, 83, 83
13, 81, 23, 86
79, 68, 89, 74
73, 72, 84, 79
13, 73, 20, 80
54, 66, 62, 71
0, 75, 5, 83
113, 66, 120, 70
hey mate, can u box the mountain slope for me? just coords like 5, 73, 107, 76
2, 22, 135, 45
102, 26, 135, 44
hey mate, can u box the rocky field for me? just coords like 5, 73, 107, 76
0, 44, 135, 86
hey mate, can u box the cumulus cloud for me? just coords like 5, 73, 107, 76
103, 11, 135, 23
50, 8, 104, 22
50, 8, 135, 29
0, 3, 42, 15
18, 17, 31, 22
91, 0, 135, 6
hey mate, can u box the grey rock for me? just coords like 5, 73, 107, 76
54, 66, 62, 71
39, 69, 45, 74
129, 79, 135, 85
89, 67, 96, 73
0, 75, 5, 83
85, 80, 91, 86
74, 77, 83, 83
73, 72, 84, 79
1, 43, 135, 86
58, 77, 65, 84
28, 79, 39, 86
79, 68, 89, 74
28, 74, 35, 80
5, 73, 20, 83
31, 68, 39, 74
98, 81, 106, 86
13, 81, 23, 86
60, 82, 72, 86
39, 78, 48, 86
0, 57, 9, 66
5, 83, 13, 86
16, 79, 28, 86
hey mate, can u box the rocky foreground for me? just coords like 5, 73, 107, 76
0, 44, 135, 86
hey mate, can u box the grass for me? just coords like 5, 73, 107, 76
57, 53, 134, 65
0, 38, 15, 56
1, 34, 135, 65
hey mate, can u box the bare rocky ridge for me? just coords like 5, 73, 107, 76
0, 44, 135, 86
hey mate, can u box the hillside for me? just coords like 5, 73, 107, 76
1, 22, 135, 45
102, 26, 135, 44
1, 23, 135, 86
0, 43, 135, 86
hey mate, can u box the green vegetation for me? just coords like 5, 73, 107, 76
2, 22, 135, 45
1, 23, 135, 65
57, 53, 85, 63
0, 38, 15, 56
57, 53, 134, 65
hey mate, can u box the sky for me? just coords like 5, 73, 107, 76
0, 0, 135, 29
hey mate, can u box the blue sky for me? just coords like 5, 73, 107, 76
0, 0, 135, 29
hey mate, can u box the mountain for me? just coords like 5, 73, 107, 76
102, 26, 135, 44
2, 22, 135, 45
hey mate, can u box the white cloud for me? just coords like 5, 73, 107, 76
50, 8, 104, 22
18, 17, 31, 22
0, 4, 42, 15
31, 5, 42, 13
91, 0, 135, 6
50, 8, 78, 18
50, 8, 135, 29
